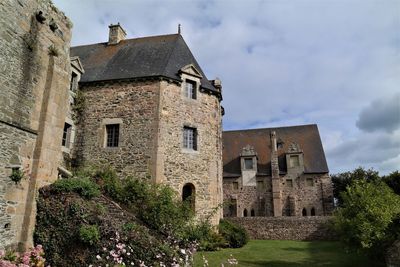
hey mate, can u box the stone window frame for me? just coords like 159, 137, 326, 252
306, 177, 314, 187
180, 72, 201, 103
285, 179, 293, 188
101, 118, 123, 149
182, 124, 199, 153
61, 117, 75, 153
232, 181, 239, 190
244, 158, 254, 170
256, 180, 265, 191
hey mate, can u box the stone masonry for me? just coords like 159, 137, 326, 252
0, 0, 72, 249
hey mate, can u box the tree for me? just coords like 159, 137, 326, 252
333, 179, 400, 259
382, 171, 400, 195
331, 167, 380, 206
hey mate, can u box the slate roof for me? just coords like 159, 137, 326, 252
70, 34, 218, 93
223, 124, 329, 177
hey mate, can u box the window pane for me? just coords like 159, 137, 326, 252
244, 158, 253, 169
290, 155, 300, 167
106, 124, 119, 147
233, 182, 239, 190
62, 123, 72, 148
286, 179, 293, 187
183, 127, 197, 150
306, 178, 314, 186
185, 80, 196, 99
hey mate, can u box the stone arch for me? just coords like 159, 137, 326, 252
302, 208, 307, 216
311, 207, 316, 216
182, 183, 195, 211
251, 209, 255, 217
243, 208, 248, 217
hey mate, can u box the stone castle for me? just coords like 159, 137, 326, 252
0, 0, 333, 250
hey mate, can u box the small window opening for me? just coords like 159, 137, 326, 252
185, 79, 196, 99
257, 181, 264, 191
232, 181, 239, 190
251, 209, 255, 217
286, 179, 293, 188
306, 178, 314, 186
302, 208, 307, 216
183, 126, 197, 150
244, 158, 253, 170
70, 72, 78, 91
243, 209, 248, 217
290, 155, 300, 167
311, 207, 316, 216
106, 124, 120, 147
62, 123, 72, 148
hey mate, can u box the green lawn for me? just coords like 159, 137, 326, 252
193, 240, 383, 267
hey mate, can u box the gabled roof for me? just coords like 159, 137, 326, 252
70, 34, 218, 94
223, 124, 329, 177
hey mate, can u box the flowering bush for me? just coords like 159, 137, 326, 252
0, 245, 47, 267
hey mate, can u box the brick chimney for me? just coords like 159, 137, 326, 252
108, 23, 126, 45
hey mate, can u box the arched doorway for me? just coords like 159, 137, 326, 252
243, 208, 248, 217
251, 209, 255, 217
302, 208, 307, 216
182, 183, 195, 211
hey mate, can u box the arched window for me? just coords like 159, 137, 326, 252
243, 209, 248, 217
182, 183, 195, 211
302, 208, 307, 216
311, 207, 316, 216
251, 209, 255, 217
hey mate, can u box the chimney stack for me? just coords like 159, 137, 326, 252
108, 23, 126, 45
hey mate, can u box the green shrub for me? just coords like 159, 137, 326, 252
52, 177, 100, 199
79, 225, 100, 245
219, 219, 249, 248
334, 179, 400, 258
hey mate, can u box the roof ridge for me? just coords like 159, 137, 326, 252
71, 33, 179, 49
223, 124, 317, 133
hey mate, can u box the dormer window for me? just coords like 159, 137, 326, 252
185, 79, 197, 99
289, 155, 300, 167
244, 158, 253, 170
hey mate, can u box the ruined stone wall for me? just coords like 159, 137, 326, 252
228, 216, 336, 240
74, 80, 160, 179
0, 0, 71, 249
156, 80, 223, 224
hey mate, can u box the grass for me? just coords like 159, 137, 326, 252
193, 240, 384, 267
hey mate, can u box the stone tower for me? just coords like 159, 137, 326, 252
71, 27, 224, 224
0, 0, 72, 249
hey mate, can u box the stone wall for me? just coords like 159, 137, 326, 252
156, 80, 223, 224
75, 78, 223, 224
227, 216, 336, 240
0, 0, 71, 249
74, 79, 160, 179
224, 173, 333, 218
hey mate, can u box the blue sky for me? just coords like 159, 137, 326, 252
54, 0, 400, 175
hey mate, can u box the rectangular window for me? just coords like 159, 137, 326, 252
286, 179, 293, 188
183, 126, 197, 150
244, 158, 253, 170
62, 123, 72, 148
233, 182, 239, 190
106, 124, 120, 147
185, 80, 196, 99
290, 155, 300, 167
70, 72, 78, 91
306, 178, 314, 186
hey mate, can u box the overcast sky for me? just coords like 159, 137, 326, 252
53, 0, 400, 175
